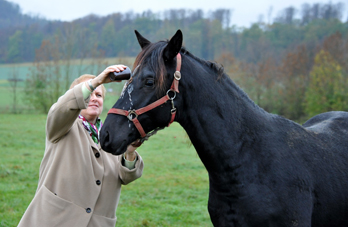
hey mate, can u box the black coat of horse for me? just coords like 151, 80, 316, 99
100, 30, 348, 227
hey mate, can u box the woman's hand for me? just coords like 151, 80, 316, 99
90, 65, 127, 88
124, 139, 142, 161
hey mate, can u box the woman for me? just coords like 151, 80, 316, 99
18, 65, 144, 227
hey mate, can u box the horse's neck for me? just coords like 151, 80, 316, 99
177, 72, 270, 174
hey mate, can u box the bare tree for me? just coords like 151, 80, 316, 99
321, 2, 344, 20
24, 24, 108, 113
267, 6, 273, 25
275, 6, 297, 24
211, 9, 232, 28
7, 65, 22, 113
301, 3, 311, 25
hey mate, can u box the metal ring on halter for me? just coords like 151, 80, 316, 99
127, 110, 138, 120
166, 89, 176, 100
174, 71, 181, 80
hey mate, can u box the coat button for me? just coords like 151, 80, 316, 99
86, 208, 91, 213
95, 152, 100, 158
96, 180, 101, 185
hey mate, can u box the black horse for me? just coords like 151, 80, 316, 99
100, 30, 348, 227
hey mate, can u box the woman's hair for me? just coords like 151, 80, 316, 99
70, 74, 106, 99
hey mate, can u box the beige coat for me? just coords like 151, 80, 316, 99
18, 83, 144, 227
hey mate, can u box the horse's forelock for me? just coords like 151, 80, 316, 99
132, 41, 169, 95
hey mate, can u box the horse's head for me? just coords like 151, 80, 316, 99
100, 30, 183, 155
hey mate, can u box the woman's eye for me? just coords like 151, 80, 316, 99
145, 79, 154, 87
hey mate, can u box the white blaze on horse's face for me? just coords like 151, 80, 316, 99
120, 65, 139, 100
125, 83, 135, 129
119, 82, 128, 99
119, 80, 135, 129
127, 84, 134, 107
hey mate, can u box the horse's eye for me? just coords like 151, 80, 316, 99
145, 79, 155, 87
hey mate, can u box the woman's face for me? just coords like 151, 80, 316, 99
81, 85, 104, 124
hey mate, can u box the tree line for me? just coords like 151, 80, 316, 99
2, 0, 348, 122
1, 0, 347, 63
223, 31, 348, 122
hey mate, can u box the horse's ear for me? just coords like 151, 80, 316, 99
163, 30, 183, 61
134, 30, 151, 49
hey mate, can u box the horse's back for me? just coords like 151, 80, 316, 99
302, 111, 348, 169
303, 111, 348, 138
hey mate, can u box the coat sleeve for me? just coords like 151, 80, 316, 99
118, 151, 144, 185
46, 83, 89, 143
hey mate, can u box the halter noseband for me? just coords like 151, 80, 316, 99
107, 53, 182, 142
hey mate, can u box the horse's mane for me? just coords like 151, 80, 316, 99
132, 40, 225, 93
180, 47, 225, 78
180, 48, 268, 115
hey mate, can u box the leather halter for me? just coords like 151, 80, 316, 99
107, 53, 182, 141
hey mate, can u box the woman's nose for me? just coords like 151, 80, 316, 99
90, 94, 97, 101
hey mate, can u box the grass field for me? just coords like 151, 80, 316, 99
0, 114, 212, 227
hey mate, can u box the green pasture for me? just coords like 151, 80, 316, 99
0, 61, 213, 226
0, 114, 212, 227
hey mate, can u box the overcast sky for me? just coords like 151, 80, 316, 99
9, 0, 348, 27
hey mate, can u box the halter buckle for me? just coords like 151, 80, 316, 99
127, 110, 138, 121
174, 71, 181, 80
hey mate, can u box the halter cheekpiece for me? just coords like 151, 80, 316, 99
107, 53, 182, 143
